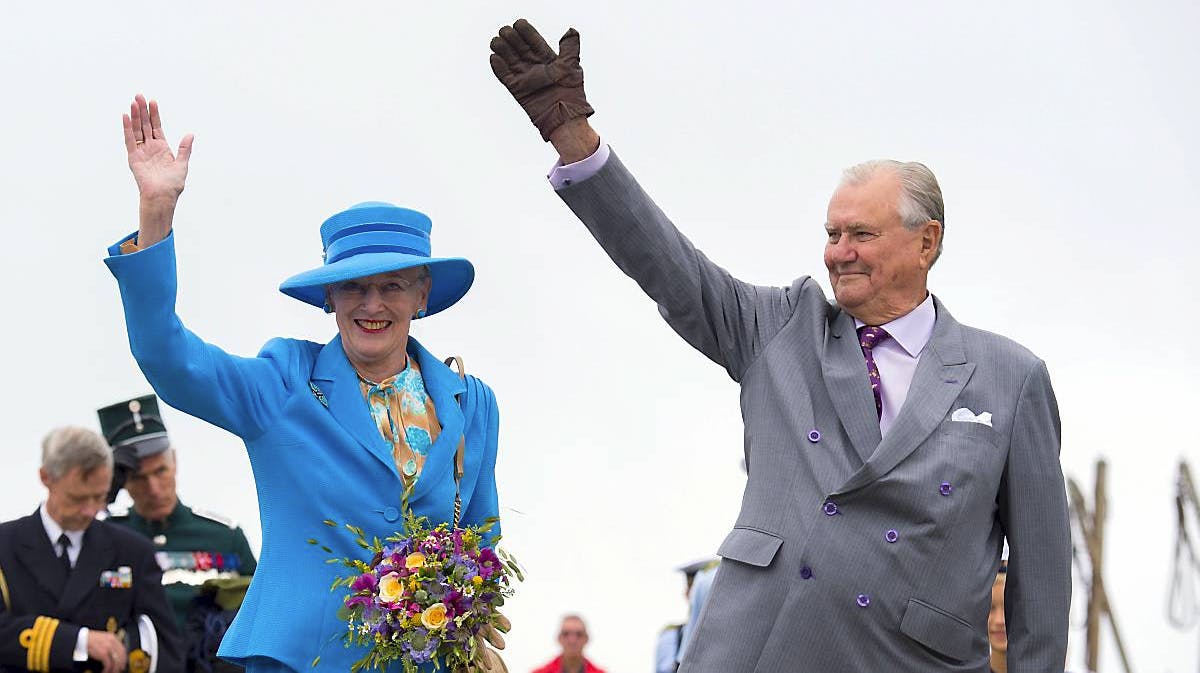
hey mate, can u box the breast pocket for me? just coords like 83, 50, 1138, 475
931, 420, 1003, 473
939, 420, 1000, 448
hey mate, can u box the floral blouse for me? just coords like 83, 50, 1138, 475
357, 357, 440, 489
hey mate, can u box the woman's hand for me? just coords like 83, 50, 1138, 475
122, 94, 193, 248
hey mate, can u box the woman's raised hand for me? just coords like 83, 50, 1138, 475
122, 94, 193, 203
122, 94, 193, 248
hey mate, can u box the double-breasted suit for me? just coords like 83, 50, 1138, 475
556, 151, 1070, 672
104, 234, 501, 672
0, 512, 182, 673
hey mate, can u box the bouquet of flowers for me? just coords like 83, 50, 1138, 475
310, 509, 521, 672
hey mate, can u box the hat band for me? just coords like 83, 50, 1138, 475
325, 231, 430, 264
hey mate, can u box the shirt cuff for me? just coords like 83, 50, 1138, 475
74, 627, 88, 662
547, 142, 611, 190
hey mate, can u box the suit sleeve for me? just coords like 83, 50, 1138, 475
997, 359, 1071, 673
130, 541, 184, 673
0, 606, 81, 672
557, 150, 808, 382
104, 232, 288, 441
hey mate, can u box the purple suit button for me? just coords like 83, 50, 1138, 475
885, 529, 899, 543
800, 565, 813, 579
856, 593, 871, 607
807, 429, 821, 443
823, 501, 839, 516
939, 481, 953, 497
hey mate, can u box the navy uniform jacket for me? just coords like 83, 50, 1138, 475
0, 511, 183, 673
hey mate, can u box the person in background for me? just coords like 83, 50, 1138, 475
0, 426, 181, 673
100, 394, 257, 672
656, 559, 717, 673
532, 615, 606, 673
989, 562, 1094, 673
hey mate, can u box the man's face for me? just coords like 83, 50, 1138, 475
329, 269, 430, 376
988, 577, 1007, 653
824, 170, 940, 323
41, 465, 112, 531
126, 450, 179, 521
557, 617, 588, 657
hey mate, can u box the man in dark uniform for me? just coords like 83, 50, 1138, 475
0, 425, 181, 673
98, 396, 256, 673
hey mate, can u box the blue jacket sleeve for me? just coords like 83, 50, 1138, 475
104, 232, 289, 441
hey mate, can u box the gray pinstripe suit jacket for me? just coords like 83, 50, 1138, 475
557, 151, 1071, 673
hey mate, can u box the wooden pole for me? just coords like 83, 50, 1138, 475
1069, 461, 1134, 673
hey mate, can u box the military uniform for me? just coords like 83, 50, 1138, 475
107, 503, 256, 629
98, 395, 256, 673
0, 509, 183, 673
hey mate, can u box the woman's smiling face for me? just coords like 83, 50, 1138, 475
329, 268, 430, 378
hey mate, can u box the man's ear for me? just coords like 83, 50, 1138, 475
39, 467, 52, 489
920, 220, 943, 268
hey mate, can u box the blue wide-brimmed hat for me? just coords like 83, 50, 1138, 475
279, 201, 474, 317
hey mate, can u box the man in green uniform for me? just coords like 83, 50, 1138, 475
98, 395, 256, 672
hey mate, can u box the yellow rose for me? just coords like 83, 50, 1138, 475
378, 572, 404, 604
471, 575, 484, 586
405, 552, 426, 569
421, 603, 449, 630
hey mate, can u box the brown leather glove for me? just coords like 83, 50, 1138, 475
490, 19, 595, 141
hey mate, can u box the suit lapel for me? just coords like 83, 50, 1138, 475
312, 335, 401, 478
833, 298, 975, 496
822, 310, 882, 465
405, 338, 466, 506
16, 512, 67, 601
57, 523, 114, 614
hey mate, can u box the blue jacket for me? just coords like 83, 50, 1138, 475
105, 233, 501, 672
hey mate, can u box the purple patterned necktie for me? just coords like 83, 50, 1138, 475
858, 326, 892, 419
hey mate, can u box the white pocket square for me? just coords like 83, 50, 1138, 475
951, 407, 993, 427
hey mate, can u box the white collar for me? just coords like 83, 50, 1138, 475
39, 502, 86, 549
854, 293, 937, 358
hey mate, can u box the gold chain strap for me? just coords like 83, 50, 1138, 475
444, 356, 466, 529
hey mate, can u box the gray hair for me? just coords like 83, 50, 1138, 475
41, 426, 113, 480
841, 160, 945, 264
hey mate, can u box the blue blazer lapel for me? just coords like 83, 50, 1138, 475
405, 338, 466, 506
833, 297, 975, 496
822, 310, 882, 465
311, 335, 399, 478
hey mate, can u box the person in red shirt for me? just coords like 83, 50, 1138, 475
531, 615, 606, 673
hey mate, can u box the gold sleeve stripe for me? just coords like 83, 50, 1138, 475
27, 617, 47, 672
0, 567, 10, 612
26, 616, 58, 673
24, 619, 41, 672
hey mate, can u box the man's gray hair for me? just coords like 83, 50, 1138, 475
41, 426, 113, 480
841, 160, 945, 263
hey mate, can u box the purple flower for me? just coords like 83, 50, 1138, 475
351, 573, 378, 592
345, 595, 372, 609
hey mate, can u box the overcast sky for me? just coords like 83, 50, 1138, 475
2, 1, 1198, 671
